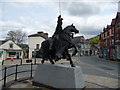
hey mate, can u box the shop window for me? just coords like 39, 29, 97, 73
9, 52, 16, 57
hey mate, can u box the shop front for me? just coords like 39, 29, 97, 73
0, 50, 3, 62
6, 50, 23, 60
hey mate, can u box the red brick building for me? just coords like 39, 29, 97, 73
114, 12, 120, 60
100, 12, 120, 60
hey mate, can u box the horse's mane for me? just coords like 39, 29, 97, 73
63, 25, 71, 32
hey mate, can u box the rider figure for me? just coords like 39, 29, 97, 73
49, 15, 63, 50
52, 15, 63, 39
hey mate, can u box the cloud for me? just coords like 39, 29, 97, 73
80, 26, 101, 35
0, 0, 118, 40
0, 20, 24, 28
1, 0, 119, 2
63, 2, 100, 17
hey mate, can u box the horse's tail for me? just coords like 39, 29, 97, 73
36, 40, 50, 58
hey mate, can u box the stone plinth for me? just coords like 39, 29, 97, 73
33, 64, 85, 89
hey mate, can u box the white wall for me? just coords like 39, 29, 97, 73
28, 37, 45, 59
80, 43, 90, 56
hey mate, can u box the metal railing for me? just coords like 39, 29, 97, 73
0, 63, 38, 88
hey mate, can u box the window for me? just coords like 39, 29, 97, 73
0, 53, 2, 57
9, 52, 16, 57
112, 39, 114, 45
9, 43, 13, 49
118, 21, 120, 28
32, 51, 35, 57
111, 28, 114, 34
36, 44, 39, 49
116, 33, 119, 40
107, 31, 109, 36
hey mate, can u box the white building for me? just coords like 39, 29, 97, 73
80, 42, 91, 56
28, 32, 48, 59
72, 36, 91, 56
0, 40, 23, 62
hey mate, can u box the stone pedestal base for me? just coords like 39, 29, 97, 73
33, 64, 85, 89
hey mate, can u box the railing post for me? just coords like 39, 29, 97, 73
20, 59, 22, 65
15, 64, 18, 81
30, 63, 33, 78
3, 67, 7, 87
34, 58, 36, 64
2, 60, 4, 65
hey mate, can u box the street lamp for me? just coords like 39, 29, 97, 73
34, 49, 36, 64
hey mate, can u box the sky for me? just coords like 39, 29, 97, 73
0, 0, 119, 41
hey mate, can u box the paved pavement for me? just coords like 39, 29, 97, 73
0, 56, 119, 89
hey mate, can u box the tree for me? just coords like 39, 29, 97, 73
87, 35, 100, 44
6, 30, 27, 44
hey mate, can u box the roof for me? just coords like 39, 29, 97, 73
28, 32, 48, 39
72, 36, 88, 44
111, 18, 116, 26
0, 39, 22, 50
116, 12, 120, 18
106, 25, 111, 29
0, 40, 8, 45
103, 27, 106, 32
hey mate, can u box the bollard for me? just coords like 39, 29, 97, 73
15, 64, 18, 81
30, 63, 33, 78
3, 67, 7, 87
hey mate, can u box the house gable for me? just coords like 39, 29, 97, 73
0, 40, 22, 50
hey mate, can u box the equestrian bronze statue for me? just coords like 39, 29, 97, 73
36, 15, 79, 67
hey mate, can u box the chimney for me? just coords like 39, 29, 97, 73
118, 1, 120, 12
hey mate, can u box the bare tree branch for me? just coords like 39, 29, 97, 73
6, 29, 27, 44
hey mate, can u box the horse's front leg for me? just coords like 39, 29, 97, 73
67, 51, 75, 67
72, 45, 78, 56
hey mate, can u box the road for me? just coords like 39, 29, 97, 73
72, 56, 119, 79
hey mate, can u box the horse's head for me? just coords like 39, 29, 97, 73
63, 24, 79, 37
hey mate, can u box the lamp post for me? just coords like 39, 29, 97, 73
34, 49, 36, 64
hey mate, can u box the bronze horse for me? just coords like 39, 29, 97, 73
36, 24, 79, 67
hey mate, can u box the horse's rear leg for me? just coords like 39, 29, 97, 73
41, 59, 45, 64
49, 55, 55, 64
49, 59, 55, 64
